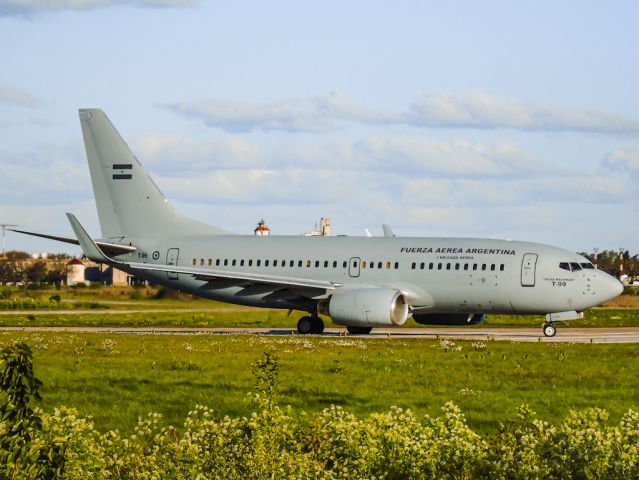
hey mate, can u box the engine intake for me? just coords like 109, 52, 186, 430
328, 288, 409, 327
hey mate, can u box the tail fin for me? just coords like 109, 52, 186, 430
79, 109, 227, 239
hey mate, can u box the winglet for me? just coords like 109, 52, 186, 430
66, 213, 112, 263
382, 224, 396, 237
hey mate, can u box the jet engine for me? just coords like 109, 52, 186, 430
327, 288, 409, 327
413, 313, 485, 326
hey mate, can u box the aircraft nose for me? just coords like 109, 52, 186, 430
598, 272, 623, 301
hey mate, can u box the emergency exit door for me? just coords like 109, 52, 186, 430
166, 248, 179, 280
349, 257, 361, 277
521, 253, 537, 287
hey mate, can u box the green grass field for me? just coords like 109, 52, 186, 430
1, 332, 636, 436
1, 308, 639, 329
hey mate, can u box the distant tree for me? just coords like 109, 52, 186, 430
25, 261, 47, 284
4, 251, 30, 261
0, 260, 19, 285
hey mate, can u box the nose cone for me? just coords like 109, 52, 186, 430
598, 272, 624, 302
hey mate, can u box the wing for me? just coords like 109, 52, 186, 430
65, 213, 340, 293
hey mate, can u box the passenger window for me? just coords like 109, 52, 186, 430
362, 261, 367, 268
429, 263, 434, 270
208, 259, 212, 266
378, 262, 382, 269
265, 260, 269, 267
481, 264, 486, 271
559, 262, 570, 271
240, 259, 244, 266
232, 259, 236, 266
420, 262, 425, 270
386, 262, 391, 269
224, 259, 228, 266
343, 261, 347, 268
248, 259, 253, 266
324, 260, 329, 268
257, 260, 261, 267
307, 260, 311, 268
473, 264, 478, 271
438, 263, 442, 270
192, 259, 196, 266
298, 260, 303, 267
490, 264, 495, 271
369, 261, 375, 268
446, 263, 451, 270
353, 260, 358, 268
394, 262, 399, 269
290, 260, 294, 267
455, 263, 460, 270
411, 262, 416, 270
333, 261, 337, 268
273, 260, 277, 267
464, 264, 469, 271
500, 264, 505, 271
315, 260, 320, 268
200, 259, 204, 266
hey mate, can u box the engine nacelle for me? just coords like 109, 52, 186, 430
413, 313, 485, 326
328, 288, 409, 327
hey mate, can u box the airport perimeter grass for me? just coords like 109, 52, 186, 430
0, 331, 636, 436
1, 307, 639, 329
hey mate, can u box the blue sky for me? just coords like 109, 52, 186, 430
1, 0, 638, 255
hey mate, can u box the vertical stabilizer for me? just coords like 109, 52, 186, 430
79, 109, 227, 239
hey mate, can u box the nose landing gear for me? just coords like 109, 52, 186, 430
542, 323, 556, 337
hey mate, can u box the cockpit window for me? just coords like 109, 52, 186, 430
580, 262, 595, 269
559, 262, 570, 271
570, 262, 582, 271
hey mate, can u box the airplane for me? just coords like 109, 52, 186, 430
12, 109, 623, 337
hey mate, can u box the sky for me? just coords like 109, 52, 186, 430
1, 0, 639, 256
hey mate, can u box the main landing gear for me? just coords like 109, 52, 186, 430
297, 315, 324, 335
543, 323, 556, 337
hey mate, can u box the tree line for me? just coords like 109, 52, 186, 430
0, 251, 71, 285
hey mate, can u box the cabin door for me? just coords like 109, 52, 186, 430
166, 248, 179, 280
349, 257, 361, 278
521, 253, 538, 287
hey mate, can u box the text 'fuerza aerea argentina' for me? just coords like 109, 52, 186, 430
400, 247, 516, 255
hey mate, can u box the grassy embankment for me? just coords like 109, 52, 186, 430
0, 332, 636, 435
1, 285, 639, 328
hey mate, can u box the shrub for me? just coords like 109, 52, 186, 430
2, 348, 638, 479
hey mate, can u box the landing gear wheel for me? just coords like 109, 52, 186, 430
543, 323, 556, 337
310, 316, 325, 334
297, 316, 313, 335
346, 326, 373, 335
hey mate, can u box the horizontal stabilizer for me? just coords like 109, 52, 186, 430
9, 228, 136, 256
66, 213, 113, 263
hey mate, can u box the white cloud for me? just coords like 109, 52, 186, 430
164, 91, 396, 133
0, 83, 42, 107
407, 90, 639, 133
0, 0, 195, 15
131, 133, 262, 171
134, 132, 543, 178
604, 145, 639, 174
167, 90, 639, 135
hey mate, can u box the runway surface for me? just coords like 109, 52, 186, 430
1, 326, 639, 343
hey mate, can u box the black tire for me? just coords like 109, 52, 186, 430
297, 316, 313, 335
311, 316, 325, 334
543, 323, 556, 337
346, 326, 373, 335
